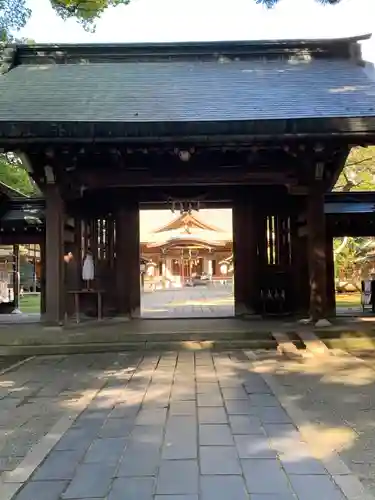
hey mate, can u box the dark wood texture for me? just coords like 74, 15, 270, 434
44, 184, 65, 324
115, 202, 140, 318
233, 196, 258, 315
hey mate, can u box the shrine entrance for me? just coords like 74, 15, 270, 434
0, 36, 374, 327
139, 208, 234, 318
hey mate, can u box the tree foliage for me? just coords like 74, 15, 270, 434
0, 0, 30, 41
0, 154, 40, 196
333, 147, 375, 284
50, 0, 130, 31
334, 146, 375, 192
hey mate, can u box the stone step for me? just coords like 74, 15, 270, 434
271, 331, 304, 359
0, 338, 278, 356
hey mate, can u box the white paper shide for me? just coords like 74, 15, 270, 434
82, 252, 94, 289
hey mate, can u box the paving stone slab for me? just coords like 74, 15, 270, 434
108, 477, 155, 500
170, 388, 196, 401
249, 495, 297, 500
156, 460, 199, 495
196, 383, 220, 394
200, 446, 242, 475
54, 428, 95, 452
84, 437, 127, 465
256, 406, 293, 424
14, 480, 67, 500
98, 418, 134, 438
280, 455, 328, 475
117, 447, 161, 476
241, 458, 292, 495
136, 409, 167, 426
250, 394, 281, 407
262, 423, 299, 439
288, 474, 346, 500
199, 424, 234, 446
225, 400, 257, 415
234, 435, 278, 459
198, 407, 228, 424
162, 429, 197, 460
197, 394, 223, 407
221, 387, 249, 400
200, 475, 249, 500
155, 496, 198, 500
169, 401, 196, 415
229, 415, 265, 435
130, 425, 164, 445
32, 450, 84, 481
61, 463, 116, 499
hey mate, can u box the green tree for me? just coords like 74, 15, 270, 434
0, 153, 40, 196
0, 0, 30, 41
333, 147, 375, 285
334, 146, 375, 192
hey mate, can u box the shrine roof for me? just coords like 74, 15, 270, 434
0, 35, 375, 139
140, 209, 232, 243
152, 212, 225, 234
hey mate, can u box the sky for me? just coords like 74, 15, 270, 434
17, 0, 375, 62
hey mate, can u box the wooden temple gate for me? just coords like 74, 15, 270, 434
39, 180, 337, 324
0, 36, 374, 325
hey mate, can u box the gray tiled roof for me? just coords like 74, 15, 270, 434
0, 56, 375, 123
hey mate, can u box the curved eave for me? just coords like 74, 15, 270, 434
2, 117, 375, 145
13, 34, 372, 57
146, 237, 228, 249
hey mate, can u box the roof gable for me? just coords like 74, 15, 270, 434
153, 212, 224, 234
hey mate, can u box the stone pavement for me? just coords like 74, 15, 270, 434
141, 286, 234, 318
251, 349, 375, 499
0, 351, 369, 499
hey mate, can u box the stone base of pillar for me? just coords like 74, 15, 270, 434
235, 303, 257, 316
298, 317, 313, 325
314, 318, 332, 328
298, 317, 332, 327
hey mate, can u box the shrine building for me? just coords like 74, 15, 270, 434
0, 35, 375, 325
140, 209, 232, 286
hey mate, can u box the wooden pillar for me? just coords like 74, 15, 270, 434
12, 244, 20, 312
73, 217, 82, 290
44, 184, 65, 324
326, 233, 336, 317
115, 202, 140, 318
307, 183, 328, 322
40, 240, 46, 314
290, 212, 309, 316
233, 198, 258, 315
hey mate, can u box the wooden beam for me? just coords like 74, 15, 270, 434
71, 169, 295, 190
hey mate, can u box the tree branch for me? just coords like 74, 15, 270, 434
346, 156, 375, 168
